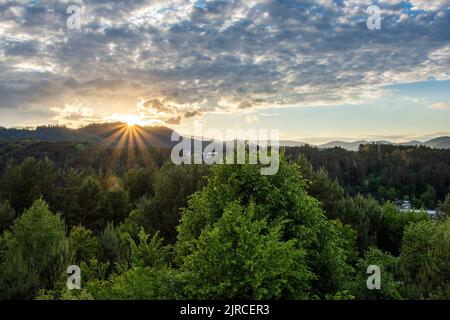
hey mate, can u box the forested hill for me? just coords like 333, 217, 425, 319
1, 123, 449, 208
0, 125, 100, 143
0, 140, 170, 175
0, 123, 178, 148
2, 123, 450, 150
285, 144, 450, 208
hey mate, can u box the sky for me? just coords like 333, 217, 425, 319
0, 0, 449, 143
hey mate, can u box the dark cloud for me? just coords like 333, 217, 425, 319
3, 39, 39, 56
143, 98, 166, 111
184, 110, 201, 118
166, 115, 181, 124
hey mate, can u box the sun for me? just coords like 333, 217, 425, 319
123, 115, 140, 127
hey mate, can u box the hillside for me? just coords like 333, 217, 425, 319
0, 123, 177, 149
315, 137, 450, 151
1, 124, 449, 151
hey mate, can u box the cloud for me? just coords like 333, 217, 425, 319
429, 102, 450, 109
165, 115, 182, 125
0, 0, 449, 126
245, 115, 260, 124
409, 0, 450, 11
49, 103, 104, 127
138, 97, 202, 124
260, 112, 280, 117
184, 110, 202, 118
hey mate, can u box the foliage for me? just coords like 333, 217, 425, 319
399, 219, 450, 299
182, 202, 313, 299
126, 163, 208, 243
438, 194, 450, 219
98, 222, 123, 266
177, 156, 355, 297
349, 248, 402, 300
285, 144, 450, 208
0, 199, 70, 299
0, 200, 16, 234
127, 229, 170, 269
335, 194, 383, 252
377, 202, 429, 255
68, 226, 98, 264
90, 267, 180, 300
0, 141, 448, 300
0, 157, 57, 213
123, 166, 154, 202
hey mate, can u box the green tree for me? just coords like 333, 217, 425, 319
399, 219, 450, 299
0, 199, 70, 299
335, 195, 383, 252
90, 267, 179, 300
54, 169, 84, 228
120, 208, 148, 240
130, 163, 208, 243
0, 200, 16, 234
424, 220, 450, 299
123, 166, 154, 202
76, 176, 107, 231
98, 222, 125, 267
182, 202, 313, 299
378, 202, 429, 255
437, 194, 450, 219
68, 226, 98, 264
127, 229, 170, 269
419, 185, 437, 209
177, 155, 353, 297
70, 230, 178, 300
349, 248, 401, 300
0, 157, 57, 213
296, 155, 345, 220
105, 188, 130, 225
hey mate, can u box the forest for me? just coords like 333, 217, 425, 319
0, 138, 449, 300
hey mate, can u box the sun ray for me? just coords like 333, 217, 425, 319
133, 126, 156, 169
95, 118, 162, 172
87, 122, 126, 138
123, 115, 141, 127
99, 125, 127, 149
126, 126, 137, 168
110, 127, 129, 170
134, 126, 161, 147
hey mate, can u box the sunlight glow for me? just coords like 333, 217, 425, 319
97, 122, 157, 171
123, 115, 141, 127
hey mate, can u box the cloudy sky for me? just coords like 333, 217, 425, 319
0, 0, 449, 142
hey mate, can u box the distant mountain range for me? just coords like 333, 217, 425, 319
1, 123, 449, 151
313, 137, 450, 151
265, 137, 450, 150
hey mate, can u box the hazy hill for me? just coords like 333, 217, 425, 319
0, 123, 176, 148
317, 140, 368, 151
424, 136, 450, 149
0, 123, 449, 151
278, 140, 307, 147
314, 137, 450, 151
